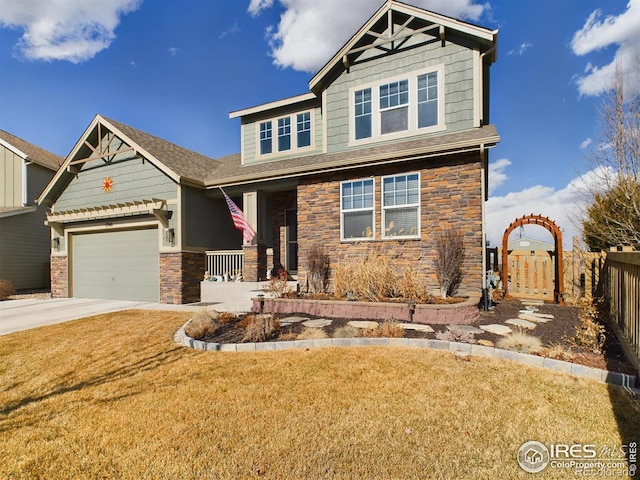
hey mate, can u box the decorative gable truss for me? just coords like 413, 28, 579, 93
66, 122, 137, 174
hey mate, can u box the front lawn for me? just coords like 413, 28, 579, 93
1, 310, 638, 479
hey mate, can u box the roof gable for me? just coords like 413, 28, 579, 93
38, 115, 218, 206
0, 129, 63, 171
309, 0, 497, 94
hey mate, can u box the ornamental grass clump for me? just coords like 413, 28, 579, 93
332, 325, 359, 338
184, 310, 220, 340
297, 327, 328, 340
242, 314, 280, 343
334, 252, 396, 301
496, 330, 543, 354
359, 321, 405, 338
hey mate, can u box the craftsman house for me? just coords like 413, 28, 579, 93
38, 0, 499, 303
0, 129, 62, 290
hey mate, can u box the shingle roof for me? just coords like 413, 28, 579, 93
101, 116, 219, 185
206, 125, 499, 187
0, 129, 64, 171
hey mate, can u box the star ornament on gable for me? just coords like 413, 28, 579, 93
103, 177, 114, 193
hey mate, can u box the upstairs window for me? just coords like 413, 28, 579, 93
350, 66, 443, 143
354, 88, 372, 140
278, 117, 291, 151
259, 121, 272, 155
297, 112, 311, 148
257, 111, 313, 156
379, 80, 409, 134
382, 173, 420, 238
341, 178, 374, 240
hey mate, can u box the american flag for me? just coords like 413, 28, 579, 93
222, 190, 256, 243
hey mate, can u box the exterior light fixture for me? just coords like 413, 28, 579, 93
165, 228, 175, 247
52, 237, 60, 251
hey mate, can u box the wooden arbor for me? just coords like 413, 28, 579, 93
501, 214, 565, 305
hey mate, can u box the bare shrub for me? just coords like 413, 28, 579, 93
435, 326, 476, 343
572, 298, 606, 354
242, 315, 280, 343
433, 227, 465, 298
0, 279, 15, 300
332, 325, 359, 338
305, 243, 330, 294
267, 269, 294, 298
497, 331, 543, 354
297, 328, 328, 340
359, 321, 405, 338
184, 310, 219, 340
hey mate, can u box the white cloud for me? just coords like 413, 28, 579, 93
508, 42, 532, 56
580, 137, 592, 149
168, 47, 179, 56
571, 0, 640, 96
247, 0, 490, 72
488, 158, 510, 194
0, 0, 142, 63
485, 169, 609, 250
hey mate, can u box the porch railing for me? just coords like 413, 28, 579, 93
206, 250, 244, 279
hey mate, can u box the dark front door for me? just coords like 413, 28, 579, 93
285, 209, 298, 272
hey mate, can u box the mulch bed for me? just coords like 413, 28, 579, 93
199, 298, 638, 377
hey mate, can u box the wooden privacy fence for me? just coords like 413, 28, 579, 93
601, 252, 640, 366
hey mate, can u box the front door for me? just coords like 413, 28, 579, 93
285, 209, 298, 272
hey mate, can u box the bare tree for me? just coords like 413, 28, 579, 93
581, 63, 640, 250
434, 227, 465, 298
305, 243, 330, 293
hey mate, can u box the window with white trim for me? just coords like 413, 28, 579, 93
259, 121, 272, 155
382, 173, 420, 238
341, 178, 374, 240
258, 111, 313, 156
350, 66, 443, 143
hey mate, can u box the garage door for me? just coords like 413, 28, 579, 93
71, 228, 159, 302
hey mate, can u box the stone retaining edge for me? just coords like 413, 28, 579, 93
174, 323, 639, 391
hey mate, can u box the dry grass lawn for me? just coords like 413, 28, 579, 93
1, 310, 639, 479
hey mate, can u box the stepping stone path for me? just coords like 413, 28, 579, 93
399, 323, 434, 333
518, 313, 552, 323
302, 319, 333, 328
280, 316, 309, 327
451, 325, 484, 335
480, 324, 513, 336
348, 320, 379, 329
505, 318, 537, 330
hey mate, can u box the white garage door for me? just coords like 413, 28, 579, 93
71, 228, 159, 302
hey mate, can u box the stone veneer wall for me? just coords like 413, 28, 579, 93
297, 154, 483, 296
50, 256, 68, 298
160, 251, 204, 304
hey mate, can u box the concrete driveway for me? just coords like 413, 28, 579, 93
0, 297, 201, 335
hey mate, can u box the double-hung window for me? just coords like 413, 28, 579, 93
259, 121, 272, 155
379, 80, 409, 134
341, 179, 374, 240
296, 112, 311, 148
417, 72, 438, 128
354, 89, 372, 140
278, 117, 291, 151
382, 173, 420, 238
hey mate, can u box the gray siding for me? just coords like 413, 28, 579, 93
184, 187, 241, 249
0, 145, 23, 207
26, 164, 55, 205
241, 105, 323, 166
326, 35, 477, 154
55, 156, 177, 211
0, 208, 51, 289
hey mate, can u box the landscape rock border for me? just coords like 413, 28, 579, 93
175, 320, 638, 392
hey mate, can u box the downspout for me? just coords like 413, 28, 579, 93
480, 144, 489, 310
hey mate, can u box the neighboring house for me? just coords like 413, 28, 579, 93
39, 0, 500, 304
0, 129, 63, 290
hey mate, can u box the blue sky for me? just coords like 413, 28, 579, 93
1, 0, 638, 248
